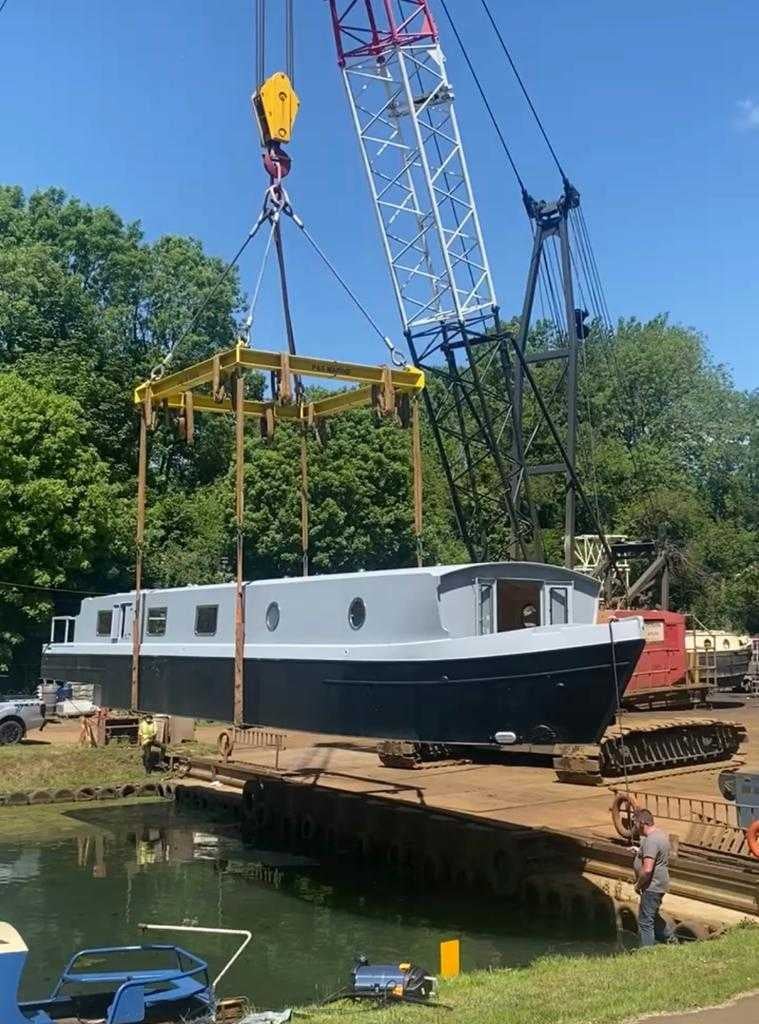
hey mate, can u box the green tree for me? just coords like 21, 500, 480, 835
0, 372, 125, 672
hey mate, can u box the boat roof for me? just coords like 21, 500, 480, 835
0, 922, 27, 953
121, 561, 596, 598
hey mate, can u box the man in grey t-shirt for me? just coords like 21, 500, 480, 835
633, 808, 673, 947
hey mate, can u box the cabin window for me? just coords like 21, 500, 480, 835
96, 610, 113, 636
548, 587, 569, 625
265, 602, 280, 632
195, 604, 218, 636
146, 606, 168, 637
348, 597, 366, 631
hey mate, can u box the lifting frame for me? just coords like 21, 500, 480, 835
130, 340, 425, 725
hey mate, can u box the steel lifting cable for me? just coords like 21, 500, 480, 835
150, 218, 268, 381
293, 214, 408, 367
608, 618, 634, 838
255, 0, 266, 87
255, 0, 294, 84
242, 215, 279, 340
479, 0, 569, 185
284, 0, 294, 84
439, 0, 528, 198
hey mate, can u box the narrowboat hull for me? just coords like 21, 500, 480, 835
42, 633, 644, 746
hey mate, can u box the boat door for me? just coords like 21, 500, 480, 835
476, 579, 496, 634
111, 602, 132, 642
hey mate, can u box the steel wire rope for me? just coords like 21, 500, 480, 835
290, 214, 408, 366
577, 208, 614, 327
149, 220, 267, 380
608, 618, 633, 819
255, 0, 266, 87
479, 0, 568, 184
284, 0, 294, 83
242, 215, 278, 340
565, 206, 664, 558
0, 0, 10, 15
462, 0, 657, 590
438, 0, 528, 196
569, 214, 605, 325
569, 251, 604, 530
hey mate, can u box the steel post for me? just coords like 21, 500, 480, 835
558, 214, 579, 569
234, 374, 245, 727
130, 405, 148, 711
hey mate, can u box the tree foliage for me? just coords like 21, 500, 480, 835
0, 372, 124, 671
0, 184, 756, 684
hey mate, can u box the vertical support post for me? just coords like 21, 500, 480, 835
660, 561, 670, 611
300, 429, 309, 577
234, 374, 245, 727
558, 214, 579, 569
131, 404, 148, 711
411, 398, 423, 566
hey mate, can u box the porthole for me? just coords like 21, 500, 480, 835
265, 601, 280, 632
348, 597, 366, 631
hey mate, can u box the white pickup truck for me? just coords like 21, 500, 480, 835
0, 698, 46, 745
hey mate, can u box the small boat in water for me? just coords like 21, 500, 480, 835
3, 922, 214, 1023
42, 562, 645, 748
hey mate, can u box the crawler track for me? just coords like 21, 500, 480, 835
553, 719, 747, 785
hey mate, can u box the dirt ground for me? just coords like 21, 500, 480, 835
28, 694, 758, 841
195, 693, 759, 840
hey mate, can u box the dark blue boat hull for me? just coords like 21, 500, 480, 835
41, 637, 643, 745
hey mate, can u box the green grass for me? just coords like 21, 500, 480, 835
0, 739, 215, 794
303, 926, 759, 1024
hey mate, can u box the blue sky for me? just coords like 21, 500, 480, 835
1, 1, 757, 389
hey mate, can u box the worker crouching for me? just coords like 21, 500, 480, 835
137, 714, 163, 774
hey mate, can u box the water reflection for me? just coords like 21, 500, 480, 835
2, 802, 620, 1007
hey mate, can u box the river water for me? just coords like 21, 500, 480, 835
2, 800, 622, 1008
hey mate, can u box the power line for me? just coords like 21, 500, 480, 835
0, 1, 10, 16
0, 580, 104, 597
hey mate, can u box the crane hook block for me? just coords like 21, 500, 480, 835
252, 71, 300, 145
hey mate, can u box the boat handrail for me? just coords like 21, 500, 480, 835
52, 941, 209, 995
138, 922, 252, 988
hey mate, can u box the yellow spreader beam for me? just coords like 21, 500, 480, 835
134, 341, 425, 423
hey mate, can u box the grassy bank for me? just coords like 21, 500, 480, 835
0, 739, 214, 794
305, 926, 759, 1024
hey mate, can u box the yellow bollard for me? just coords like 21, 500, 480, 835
439, 938, 461, 979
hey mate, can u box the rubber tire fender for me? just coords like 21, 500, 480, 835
611, 793, 639, 840
746, 820, 759, 859
217, 730, 234, 760
27, 789, 53, 805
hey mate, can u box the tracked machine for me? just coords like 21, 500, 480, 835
327, 1, 748, 784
